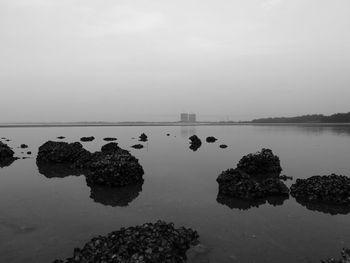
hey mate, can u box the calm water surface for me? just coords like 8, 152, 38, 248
0, 125, 350, 263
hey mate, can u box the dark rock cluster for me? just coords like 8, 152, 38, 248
237, 148, 282, 176
80, 136, 95, 142
290, 174, 350, 206
53, 221, 199, 263
321, 248, 350, 263
0, 141, 18, 167
217, 168, 289, 200
37, 141, 144, 186
189, 135, 202, 151
20, 144, 28, 149
206, 136, 217, 143
139, 133, 148, 142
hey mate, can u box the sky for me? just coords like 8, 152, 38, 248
1, 0, 350, 122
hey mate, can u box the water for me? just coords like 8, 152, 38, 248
0, 124, 350, 263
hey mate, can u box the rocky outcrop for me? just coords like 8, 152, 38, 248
37, 141, 91, 164
52, 221, 199, 263
80, 136, 95, 142
237, 148, 282, 177
139, 133, 148, 142
206, 136, 217, 143
131, 144, 144, 149
290, 174, 350, 206
37, 141, 144, 186
189, 135, 202, 151
0, 141, 15, 160
322, 248, 350, 263
103, 137, 117, 141
217, 168, 289, 200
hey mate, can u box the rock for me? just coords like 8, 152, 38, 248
322, 248, 350, 263
279, 174, 293, 181
20, 144, 28, 149
37, 141, 144, 187
103, 137, 117, 141
166, 133, 170, 136
237, 148, 282, 177
37, 141, 91, 164
80, 136, 95, 142
88, 181, 143, 207
37, 163, 82, 178
219, 144, 228, 149
131, 144, 144, 149
206, 136, 217, 143
0, 141, 15, 160
57, 136, 65, 139
0, 157, 18, 168
290, 174, 350, 206
139, 133, 148, 142
189, 135, 202, 151
216, 168, 289, 200
52, 221, 199, 263
27, 151, 32, 155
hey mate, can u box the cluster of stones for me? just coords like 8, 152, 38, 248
0, 141, 18, 167
139, 133, 148, 142
217, 149, 289, 201
37, 141, 144, 186
52, 221, 199, 263
206, 136, 217, 143
189, 135, 202, 151
290, 174, 350, 205
322, 248, 350, 263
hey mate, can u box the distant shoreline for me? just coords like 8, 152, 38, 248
1, 122, 350, 128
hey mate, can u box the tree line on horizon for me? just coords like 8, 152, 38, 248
251, 112, 350, 123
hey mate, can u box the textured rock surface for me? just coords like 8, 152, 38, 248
139, 133, 148, 142
321, 248, 350, 263
237, 148, 282, 176
0, 141, 15, 160
52, 221, 199, 263
189, 135, 202, 151
290, 174, 350, 205
217, 168, 289, 200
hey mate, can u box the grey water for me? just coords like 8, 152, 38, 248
0, 125, 350, 263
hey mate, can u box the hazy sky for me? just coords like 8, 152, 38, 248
1, 0, 349, 122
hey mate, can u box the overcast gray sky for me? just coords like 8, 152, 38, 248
1, 0, 349, 122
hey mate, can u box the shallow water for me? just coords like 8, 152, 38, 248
0, 124, 350, 263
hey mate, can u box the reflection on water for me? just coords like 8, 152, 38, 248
87, 181, 143, 207
181, 126, 196, 138
294, 198, 350, 215
216, 194, 289, 210
37, 162, 82, 178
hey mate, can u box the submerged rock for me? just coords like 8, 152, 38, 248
139, 133, 148, 142
189, 135, 202, 152
217, 168, 289, 200
290, 174, 350, 206
80, 136, 95, 142
103, 137, 117, 141
206, 136, 217, 143
219, 144, 228, 149
37, 141, 144, 187
322, 248, 350, 263
237, 148, 282, 177
131, 144, 144, 149
52, 221, 199, 263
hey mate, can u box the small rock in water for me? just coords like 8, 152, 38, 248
219, 144, 228, 149
131, 144, 144, 149
166, 133, 170, 136
20, 144, 28, 149
139, 133, 148, 142
57, 136, 65, 139
206, 136, 217, 143
189, 135, 202, 151
27, 151, 32, 155
52, 221, 199, 263
80, 136, 95, 142
103, 137, 117, 141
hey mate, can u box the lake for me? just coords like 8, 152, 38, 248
0, 124, 350, 263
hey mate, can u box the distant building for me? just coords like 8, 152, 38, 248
180, 113, 189, 122
189, 113, 196, 123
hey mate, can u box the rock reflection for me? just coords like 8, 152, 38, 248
0, 157, 18, 168
294, 199, 350, 215
87, 180, 143, 207
216, 194, 289, 210
37, 162, 82, 178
